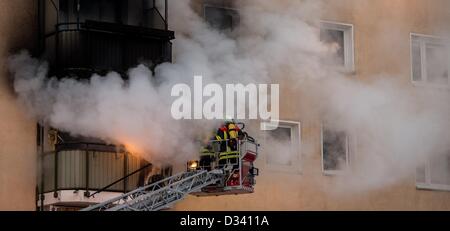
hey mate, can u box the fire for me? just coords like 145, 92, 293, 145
122, 141, 144, 155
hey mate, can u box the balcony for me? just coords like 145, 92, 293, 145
37, 1, 175, 210
44, 20, 174, 77
39, 0, 174, 77
38, 142, 154, 210
40, 144, 149, 193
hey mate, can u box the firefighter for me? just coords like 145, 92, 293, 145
199, 145, 215, 171
227, 121, 241, 151
217, 120, 240, 169
215, 122, 229, 152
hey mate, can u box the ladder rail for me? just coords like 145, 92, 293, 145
81, 171, 196, 211
82, 170, 222, 211
108, 170, 222, 211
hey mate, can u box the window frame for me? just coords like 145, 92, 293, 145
416, 157, 450, 192
320, 21, 355, 72
203, 4, 240, 32
321, 124, 351, 176
261, 120, 302, 174
410, 33, 450, 89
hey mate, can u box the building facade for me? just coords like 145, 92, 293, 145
173, 0, 450, 210
1, 0, 450, 211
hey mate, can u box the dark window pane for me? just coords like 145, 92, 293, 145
58, 0, 78, 27
320, 29, 345, 66
266, 127, 292, 166
99, 0, 117, 23
59, 0, 161, 28
59, 0, 69, 22
271, 127, 291, 142
411, 39, 422, 81
126, 0, 144, 26
205, 6, 239, 32
78, 0, 122, 24
79, 0, 100, 22
323, 128, 347, 171
425, 44, 449, 85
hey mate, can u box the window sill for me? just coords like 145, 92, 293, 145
412, 81, 450, 90
322, 169, 348, 176
416, 183, 450, 192
338, 67, 356, 76
322, 65, 356, 76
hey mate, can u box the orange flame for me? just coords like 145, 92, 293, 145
122, 141, 144, 156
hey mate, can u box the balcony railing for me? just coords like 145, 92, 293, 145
40, 143, 150, 195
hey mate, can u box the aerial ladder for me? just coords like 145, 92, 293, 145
81, 170, 224, 211
82, 124, 259, 211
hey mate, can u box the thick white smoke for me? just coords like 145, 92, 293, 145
8, 0, 450, 194
9, 51, 213, 165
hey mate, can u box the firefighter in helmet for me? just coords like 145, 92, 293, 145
198, 130, 217, 171
217, 120, 241, 169
214, 122, 228, 152
227, 121, 242, 151
199, 141, 215, 171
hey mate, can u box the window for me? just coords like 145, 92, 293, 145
262, 121, 301, 173
411, 34, 450, 87
57, 0, 125, 24
321, 125, 350, 175
204, 5, 239, 32
78, 0, 122, 23
416, 152, 450, 191
320, 21, 354, 71
58, 0, 77, 24
55, 0, 168, 29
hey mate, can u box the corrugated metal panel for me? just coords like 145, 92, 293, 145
90, 32, 123, 71
88, 151, 125, 191
124, 38, 162, 68
126, 154, 141, 190
57, 150, 86, 189
58, 31, 85, 69
43, 150, 150, 192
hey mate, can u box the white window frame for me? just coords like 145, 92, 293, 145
320, 21, 355, 72
261, 120, 302, 174
321, 124, 350, 176
416, 159, 450, 192
410, 33, 450, 89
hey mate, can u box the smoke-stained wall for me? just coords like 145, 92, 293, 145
0, 1, 38, 210
173, 0, 450, 211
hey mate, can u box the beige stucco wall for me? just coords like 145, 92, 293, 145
174, 0, 450, 211
0, 0, 37, 210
